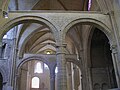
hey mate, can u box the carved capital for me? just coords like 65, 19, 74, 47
56, 43, 67, 55
56, 43, 67, 48
110, 45, 118, 53
106, 10, 114, 16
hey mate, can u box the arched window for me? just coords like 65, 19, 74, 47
32, 77, 39, 88
34, 62, 43, 73
88, 0, 92, 11
55, 67, 58, 73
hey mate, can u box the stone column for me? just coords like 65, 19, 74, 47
56, 44, 67, 90
2, 82, 13, 90
4, 43, 11, 59
50, 71, 55, 90
111, 45, 120, 88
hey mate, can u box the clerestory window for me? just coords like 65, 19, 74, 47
34, 62, 43, 73
88, 0, 92, 11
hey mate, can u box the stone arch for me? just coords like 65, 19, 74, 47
0, 15, 59, 43
63, 18, 115, 90
16, 55, 52, 90
63, 18, 114, 44
66, 59, 82, 69
86, 27, 118, 89
17, 56, 50, 74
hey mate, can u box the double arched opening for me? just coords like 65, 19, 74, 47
1, 16, 58, 59
0, 14, 119, 90
1, 15, 58, 90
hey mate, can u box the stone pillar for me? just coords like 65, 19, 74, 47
56, 44, 67, 90
50, 71, 55, 90
111, 45, 120, 88
4, 43, 11, 59
2, 82, 13, 90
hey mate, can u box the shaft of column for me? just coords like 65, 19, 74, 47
50, 72, 55, 90
56, 44, 67, 90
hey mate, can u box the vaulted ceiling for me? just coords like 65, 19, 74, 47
8, 0, 88, 11
7, 0, 100, 56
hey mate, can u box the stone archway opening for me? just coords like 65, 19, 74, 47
89, 28, 118, 90
65, 23, 84, 90
2, 19, 57, 58
1, 16, 57, 90
18, 60, 50, 90
64, 17, 116, 90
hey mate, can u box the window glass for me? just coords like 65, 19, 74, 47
32, 77, 39, 88
34, 62, 43, 73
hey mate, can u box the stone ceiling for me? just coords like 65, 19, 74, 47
8, 0, 87, 10
7, 0, 90, 56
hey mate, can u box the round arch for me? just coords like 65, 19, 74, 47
63, 18, 115, 44
0, 15, 59, 43
62, 18, 116, 90
16, 55, 52, 90
17, 56, 50, 74
85, 26, 118, 89
66, 59, 82, 69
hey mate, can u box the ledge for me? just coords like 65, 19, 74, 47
9, 10, 103, 14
